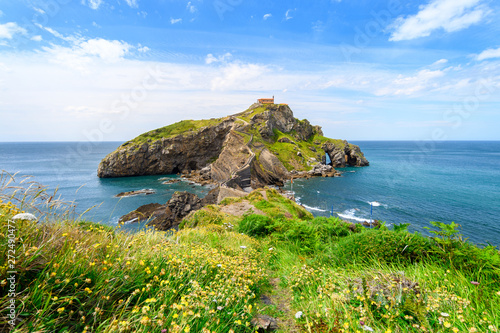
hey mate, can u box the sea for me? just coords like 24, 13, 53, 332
0, 141, 499, 246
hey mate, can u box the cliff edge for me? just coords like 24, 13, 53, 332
97, 103, 369, 189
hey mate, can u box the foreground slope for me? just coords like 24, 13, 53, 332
97, 103, 368, 189
2, 187, 499, 333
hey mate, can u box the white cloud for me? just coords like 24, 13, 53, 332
31, 35, 43, 42
81, 0, 103, 10
0, 22, 27, 39
205, 53, 232, 64
390, 0, 488, 41
187, 2, 197, 13
1, 49, 499, 141
35, 24, 77, 42
0, 10, 3, 17
33, 8, 46, 15
138, 45, 150, 52
79, 38, 132, 62
138, 11, 147, 18
211, 63, 269, 90
170, 18, 182, 24
476, 47, 500, 61
263, 13, 272, 20
312, 20, 326, 33
285, 9, 295, 21
432, 58, 448, 66
375, 69, 445, 95
124, 0, 138, 8
41, 37, 132, 72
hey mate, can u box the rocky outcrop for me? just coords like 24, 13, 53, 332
322, 140, 369, 167
98, 118, 234, 178
119, 191, 203, 230
115, 189, 155, 197
251, 148, 289, 188
98, 103, 369, 190
307, 163, 339, 177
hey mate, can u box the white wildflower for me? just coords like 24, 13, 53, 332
240, 246, 247, 249
363, 325, 374, 332
295, 311, 303, 319
12, 213, 37, 221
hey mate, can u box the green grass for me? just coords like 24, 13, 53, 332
2, 179, 500, 333
124, 118, 226, 146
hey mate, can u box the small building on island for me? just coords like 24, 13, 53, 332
257, 96, 274, 104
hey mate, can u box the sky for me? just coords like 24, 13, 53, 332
0, 0, 500, 141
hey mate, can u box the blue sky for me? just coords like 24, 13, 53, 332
1, 0, 499, 141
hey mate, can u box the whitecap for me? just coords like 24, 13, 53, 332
302, 204, 328, 212
367, 201, 388, 208
337, 209, 370, 223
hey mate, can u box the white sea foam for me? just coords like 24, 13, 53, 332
302, 204, 328, 212
337, 209, 370, 223
367, 201, 388, 208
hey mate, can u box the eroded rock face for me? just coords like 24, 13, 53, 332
322, 140, 369, 167
98, 118, 234, 178
119, 191, 203, 231
252, 148, 289, 188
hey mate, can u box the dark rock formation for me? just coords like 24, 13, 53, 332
119, 191, 203, 230
322, 140, 369, 167
98, 118, 234, 178
115, 189, 155, 197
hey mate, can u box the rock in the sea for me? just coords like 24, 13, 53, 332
322, 140, 369, 167
115, 189, 156, 197
119, 203, 165, 223
119, 191, 203, 230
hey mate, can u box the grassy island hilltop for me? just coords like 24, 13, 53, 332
97, 103, 368, 190
1, 179, 499, 333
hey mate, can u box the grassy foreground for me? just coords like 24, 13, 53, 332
1, 188, 500, 332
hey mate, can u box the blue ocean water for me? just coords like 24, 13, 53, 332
0, 141, 499, 245
284, 141, 500, 246
0, 142, 214, 231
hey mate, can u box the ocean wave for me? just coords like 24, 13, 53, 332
367, 201, 388, 208
337, 209, 370, 223
302, 204, 328, 212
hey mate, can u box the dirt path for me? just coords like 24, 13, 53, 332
260, 276, 301, 333
219, 200, 265, 217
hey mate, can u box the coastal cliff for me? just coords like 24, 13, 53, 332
98, 103, 369, 189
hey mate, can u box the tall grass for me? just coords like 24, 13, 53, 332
1, 174, 499, 332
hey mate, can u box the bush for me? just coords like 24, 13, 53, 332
332, 229, 436, 265
238, 214, 274, 237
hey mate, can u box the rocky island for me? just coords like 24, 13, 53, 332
98, 101, 369, 190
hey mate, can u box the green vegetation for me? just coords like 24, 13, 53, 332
124, 118, 226, 146
2, 178, 499, 333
